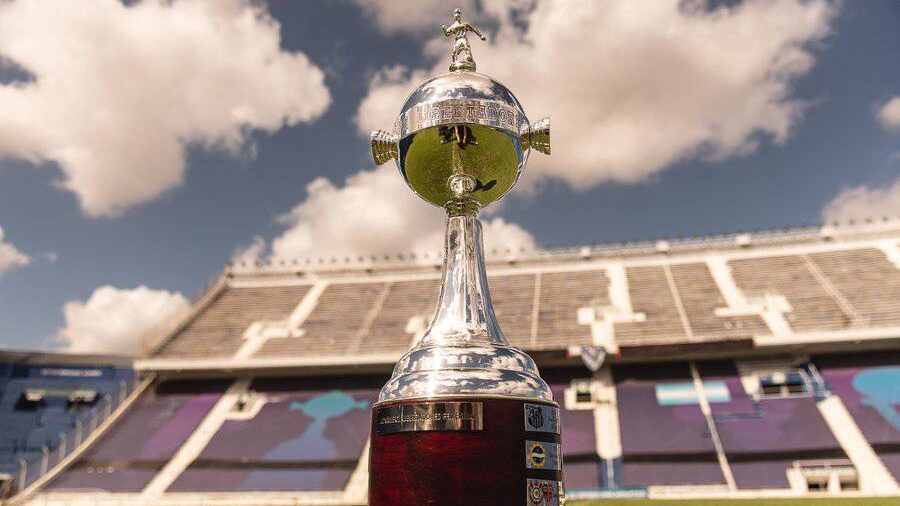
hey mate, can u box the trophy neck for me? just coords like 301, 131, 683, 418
376, 207, 553, 404
419, 213, 507, 347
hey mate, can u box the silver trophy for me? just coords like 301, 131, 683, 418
368, 10, 559, 505
370, 7, 552, 404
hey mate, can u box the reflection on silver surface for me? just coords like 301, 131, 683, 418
372, 9, 553, 405
378, 216, 552, 403
369, 67, 548, 209
524, 117, 551, 156
398, 74, 528, 137
370, 129, 399, 165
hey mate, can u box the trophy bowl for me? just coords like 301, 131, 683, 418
372, 71, 549, 209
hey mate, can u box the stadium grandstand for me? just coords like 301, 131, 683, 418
0, 350, 133, 500
2, 218, 900, 505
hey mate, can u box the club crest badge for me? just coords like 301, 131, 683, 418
527, 405, 544, 429
525, 440, 560, 470
524, 403, 560, 434
529, 442, 546, 468
526, 479, 561, 506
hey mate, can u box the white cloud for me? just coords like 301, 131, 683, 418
877, 96, 900, 131
0, 0, 330, 217
234, 165, 535, 265
57, 285, 190, 355
354, 0, 478, 34
0, 226, 30, 278
270, 165, 444, 259
232, 236, 267, 266
822, 176, 900, 223
356, 66, 431, 137
356, 0, 837, 188
479, 217, 537, 254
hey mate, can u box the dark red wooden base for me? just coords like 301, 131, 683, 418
369, 397, 562, 506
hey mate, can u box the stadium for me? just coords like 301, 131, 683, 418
1, 0, 899, 504
1, 218, 898, 505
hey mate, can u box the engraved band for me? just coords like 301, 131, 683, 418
398, 98, 525, 138
377, 401, 483, 435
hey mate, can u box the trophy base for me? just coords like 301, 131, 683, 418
368, 396, 563, 506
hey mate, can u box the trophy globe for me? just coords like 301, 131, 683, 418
367, 9, 560, 506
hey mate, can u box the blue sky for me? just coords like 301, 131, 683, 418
0, 0, 897, 353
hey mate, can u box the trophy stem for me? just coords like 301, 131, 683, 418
376, 199, 552, 403
420, 209, 506, 348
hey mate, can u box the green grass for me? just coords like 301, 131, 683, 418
570, 499, 898, 506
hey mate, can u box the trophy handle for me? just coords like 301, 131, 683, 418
370, 129, 399, 165
523, 117, 550, 155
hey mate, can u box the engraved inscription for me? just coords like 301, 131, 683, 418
400, 98, 522, 136
377, 401, 483, 434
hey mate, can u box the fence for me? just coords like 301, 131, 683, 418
6, 377, 141, 498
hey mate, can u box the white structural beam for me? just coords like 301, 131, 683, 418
662, 264, 694, 340
707, 255, 794, 339
800, 255, 865, 326
141, 379, 251, 496
577, 263, 645, 354
235, 281, 329, 359
877, 240, 900, 269
593, 366, 623, 488
817, 395, 898, 494
341, 442, 370, 504
690, 362, 736, 491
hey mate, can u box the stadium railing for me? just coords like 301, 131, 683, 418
6, 376, 142, 499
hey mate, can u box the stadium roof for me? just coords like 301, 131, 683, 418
0, 349, 134, 369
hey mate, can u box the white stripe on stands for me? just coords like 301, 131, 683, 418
234, 281, 329, 359
800, 254, 866, 326
141, 379, 250, 497
593, 367, 623, 469
341, 441, 370, 504
663, 264, 695, 340
877, 240, 900, 269
346, 283, 393, 355
817, 395, 898, 493
689, 362, 736, 491
529, 272, 542, 348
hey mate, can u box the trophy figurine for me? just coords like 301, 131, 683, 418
368, 8, 558, 506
